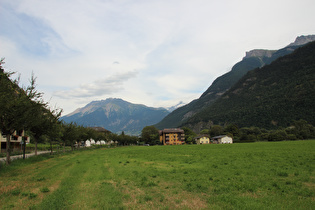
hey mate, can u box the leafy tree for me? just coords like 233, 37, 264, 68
0, 60, 43, 164
200, 129, 209, 135
141, 126, 159, 145
288, 120, 315, 139
268, 130, 288, 141
209, 125, 224, 137
61, 122, 79, 151
224, 124, 239, 137
47, 116, 63, 154
182, 127, 196, 144
239, 127, 262, 142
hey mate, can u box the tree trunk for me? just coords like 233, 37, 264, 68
63, 142, 65, 153
50, 140, 53, 155
5, 134, 11, 165
23, 139, 26, 159
35, 140, 38, 155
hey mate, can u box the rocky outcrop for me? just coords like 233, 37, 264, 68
287, 35, 315, 47
245, 49, 275, 58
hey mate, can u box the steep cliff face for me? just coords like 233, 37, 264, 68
245, 49, 275, 58
288, 35, 315, 47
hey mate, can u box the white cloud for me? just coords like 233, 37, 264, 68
53, 70, 139, 99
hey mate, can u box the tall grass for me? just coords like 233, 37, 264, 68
0, 140, 314, 209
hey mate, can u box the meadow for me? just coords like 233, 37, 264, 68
0, 141, 314, 209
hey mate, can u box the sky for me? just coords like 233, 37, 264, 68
1, 0, 315, 116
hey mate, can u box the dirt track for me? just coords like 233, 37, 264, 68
0, 151, 51, 163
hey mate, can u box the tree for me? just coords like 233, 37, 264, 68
210, 125, 224, 137
23, 73, 62, 155
61, 122, 79, 152
200, 129, 209, 135
224, 124, 239, 137
182, 127, 196, 144
141, 126, 159, 145
0, 59, 39, 164
288, 120, 315, 139
47, 116, 63, 155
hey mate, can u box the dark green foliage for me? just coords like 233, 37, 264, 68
182, 127, 196, 144
40, 187, 50, 193
141, 125, 159, 145
210, 125, 224, 136
10, 189, 21, 196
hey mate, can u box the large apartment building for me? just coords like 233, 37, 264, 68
159, 128, 185, 145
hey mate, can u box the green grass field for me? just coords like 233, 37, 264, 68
0, 141, 314, 209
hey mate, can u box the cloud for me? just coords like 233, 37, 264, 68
53, 70, 138, 99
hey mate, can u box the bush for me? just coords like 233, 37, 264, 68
11, 189, 21, 196
268, 130, 288, 141
40, 187, 50, 193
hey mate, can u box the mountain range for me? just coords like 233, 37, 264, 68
61, 98, 169, 135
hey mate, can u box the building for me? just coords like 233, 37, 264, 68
159, 128, 185, 145
89, 127, 111, 134
212, 135, 233, 144
0, 130, 30, 152
195, 135, 210, 144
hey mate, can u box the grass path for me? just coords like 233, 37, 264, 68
0, 141, 314, 209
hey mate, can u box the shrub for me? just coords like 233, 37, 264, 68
29, 193, 37, 199
40, 187, 50, 193
11, 189, 21, 196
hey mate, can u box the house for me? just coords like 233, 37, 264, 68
85, 140, 91, 147
89, 127, 111, 134
159, 128, 185, 145
0, 130, 30, 153
195, 135, 210, 144
212, 135, 233, 144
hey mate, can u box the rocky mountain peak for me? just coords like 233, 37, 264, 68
244, 49, 275, 59
287, 35, 315, 47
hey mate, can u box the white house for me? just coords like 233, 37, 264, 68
212, 135, 233, 144
85, 140, 91, 147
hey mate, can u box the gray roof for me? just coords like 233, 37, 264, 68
211, 135, 228, 139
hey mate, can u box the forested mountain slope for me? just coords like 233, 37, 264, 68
184, 41, 315, 129
155, 35, 315, 129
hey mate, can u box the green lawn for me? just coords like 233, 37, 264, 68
0, 141, 314, 209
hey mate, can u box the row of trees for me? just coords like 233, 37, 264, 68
0, 59, 65, 164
